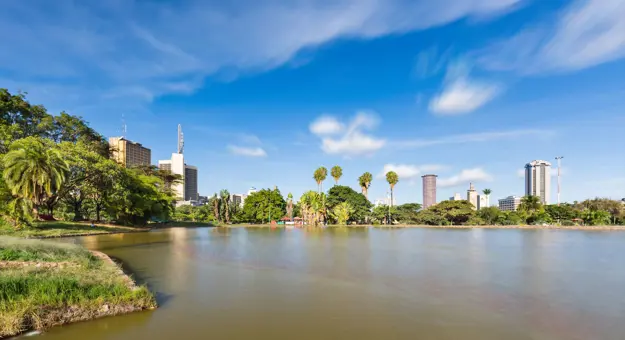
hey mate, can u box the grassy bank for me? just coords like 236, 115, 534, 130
0, 220, 147, 238
221, 224, 625, 231
0, 237, 156, 338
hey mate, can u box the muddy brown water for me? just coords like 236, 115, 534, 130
31, 227, 625, 340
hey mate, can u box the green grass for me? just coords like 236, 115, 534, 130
0, 220, 144, 238
0, 237, 156, 337
151, 221, 216, 228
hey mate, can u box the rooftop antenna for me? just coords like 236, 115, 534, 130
177, 124, 184, 154
555, 156, 563, 206
121, 114, 127, 138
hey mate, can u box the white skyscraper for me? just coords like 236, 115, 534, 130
525, 160, 551, 205
158, 125, 199, 203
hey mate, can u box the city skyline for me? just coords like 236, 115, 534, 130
2, 0, 623, 204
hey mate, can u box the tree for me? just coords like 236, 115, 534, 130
241, 188, 286, 223
478, 206, 501, 225
299, 191, 327, 226
331, 166, 343, 185
2, 137, 68, 218
428, 200, 476, 225
326, 185, 372, 224
482, 188, 492, 208
220, 189, 231, 223
519, 195, 542, 214
211, 194, 220, 222
385, 171, 398, 208
544, 204, 578, 225
497, 210, 524, 225
370, 205, 398, 224
395, 203, 422, 224
286, 193, 294, 221
313, 167, 328, 192
415, 209, 447, 225
330, 202, 354, 225
581, 209, 611, 226
358, 172, 372, 199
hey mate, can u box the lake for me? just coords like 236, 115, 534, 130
33, 227, 625, 340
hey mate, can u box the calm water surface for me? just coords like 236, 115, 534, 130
34, 227, 625, 340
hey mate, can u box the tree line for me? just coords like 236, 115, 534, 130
176, 166, 624, 226
0, 89, 178, 227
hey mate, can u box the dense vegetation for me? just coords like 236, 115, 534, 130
0, 89, 178, 228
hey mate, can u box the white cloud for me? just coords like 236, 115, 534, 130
309, 116, 344, 135
394, 129, 552, 148
0, 0, 524, 113
227, 145, 267, 157
313, 112, 386, 157
477, 0, 625, 73
438, 168, 494, 188
377, 164, 447, 180
429, 63, 501, 114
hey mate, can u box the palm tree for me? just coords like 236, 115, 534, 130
299, 191, 327, 226
220, 189, 231, 223
287, 193, 294, 221
331, 202, 354, 225
313, 166, 328, 192
519, 195, 541, 214
358, 172, 373, 199
385, 171, 399, 208
482, 188, 492, 208
331, 165, 343, 185
2, 137, 69, 217
212, 193, 220, 221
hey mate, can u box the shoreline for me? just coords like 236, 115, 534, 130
222, 224, 625, 231
0, 239, 156, 338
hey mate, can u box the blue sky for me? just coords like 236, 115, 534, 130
1, 0, 624, 204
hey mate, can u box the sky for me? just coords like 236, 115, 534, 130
1, 0, 624, 204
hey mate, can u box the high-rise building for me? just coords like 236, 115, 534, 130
157, 125, 199, 203
525, 160, 551, 204
109, 137, 151, 168
499, 195, 521, 211
467, 183, 479, 210
184, 165, 198, 201
478, 195, 487, 210
422, 174, 437, 209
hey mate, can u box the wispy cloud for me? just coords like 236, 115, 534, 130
394, 129, 553, 149
0, 0, 524, 112
310, 112, 386, 157
429, 62, 501, 114
227, 145, 267, 157
476, 0, 625, 73
439, 168, 494, 188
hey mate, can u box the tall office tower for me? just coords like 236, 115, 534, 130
184, 165, 198, 201
422, 174, 437, 209
467, 183, 479, 210
525, 160, 551, 204
157, 125, 199, 202
109, 137, 151, 168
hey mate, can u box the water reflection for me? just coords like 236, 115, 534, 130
38, 227, 625, 340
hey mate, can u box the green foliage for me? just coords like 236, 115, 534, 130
414, 209, 448, 225
496, 210, 524, 225
330, 202, 353, 225
313, 167, 328, 191
326, 185, 372, 224
370, 205, 397, 224
242, 188, 286, 223
428, 200, 476, 225
0, 89, 176, 228
330, 165, 342, 185
2, 137, 68, 221
395, 203, 422, 224
478, 207, 501, 225
358, 172, 372, 198
299, 191, 327, 226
